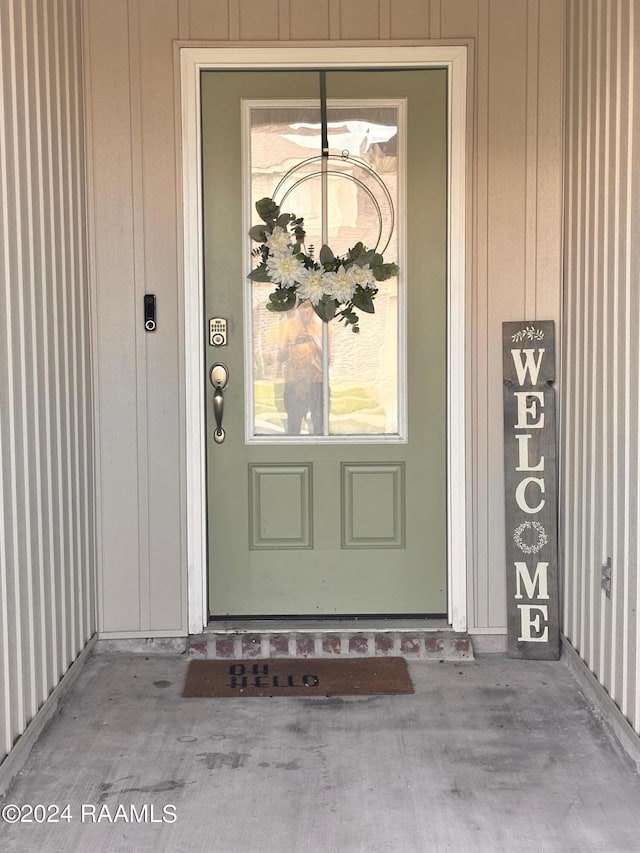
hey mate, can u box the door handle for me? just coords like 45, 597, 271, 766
209, 363, 229, 444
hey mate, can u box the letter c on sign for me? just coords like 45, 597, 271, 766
515, 477, 545, 514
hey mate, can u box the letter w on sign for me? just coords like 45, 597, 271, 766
502, 321, 559, 660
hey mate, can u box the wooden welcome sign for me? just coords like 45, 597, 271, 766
503, 321, 560, 660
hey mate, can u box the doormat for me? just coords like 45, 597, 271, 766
183, 657, 414, 698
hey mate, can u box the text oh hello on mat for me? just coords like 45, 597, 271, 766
183, 658, 414, 697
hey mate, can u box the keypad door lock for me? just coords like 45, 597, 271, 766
209, 317, 227, 347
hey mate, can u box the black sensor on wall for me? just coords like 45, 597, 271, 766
144, 294, 156, 331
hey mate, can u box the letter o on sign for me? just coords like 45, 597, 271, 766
515, 477, 545, 514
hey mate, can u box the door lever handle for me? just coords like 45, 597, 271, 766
209, 363, 229, 444
213, 384, 224, 442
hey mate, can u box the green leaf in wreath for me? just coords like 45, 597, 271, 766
353, 249, 376, 267
319, 244, 335, 265
276, 212, 294, 227
247, 264, 272, 282
249, 224, 268, 243
348, 242, 366, 261
266, 287, 297, 312
387, 262, 400, 278
372, 262, 399, 281
339, 307, 359, 326
312, 295, 338, 322
352, 286, 375, 314
255, 197, 279, 223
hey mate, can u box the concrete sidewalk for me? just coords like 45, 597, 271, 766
0, 652, 639, 852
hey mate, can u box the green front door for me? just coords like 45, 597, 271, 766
202, 70, 447, 617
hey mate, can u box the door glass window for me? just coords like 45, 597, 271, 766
245, 100, 405, 442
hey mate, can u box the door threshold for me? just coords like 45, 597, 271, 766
205, 617, 450, 634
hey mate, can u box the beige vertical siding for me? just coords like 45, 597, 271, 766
83, 0, 564, 637
0, 0, 94, 763
563, 0, 640, 736
84, 0, 187, 636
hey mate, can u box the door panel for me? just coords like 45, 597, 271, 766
202, 70, 447, 617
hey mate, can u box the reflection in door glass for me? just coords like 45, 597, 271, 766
248, 102, 402, 438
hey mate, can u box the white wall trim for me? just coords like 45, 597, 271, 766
180, 44, 468, 634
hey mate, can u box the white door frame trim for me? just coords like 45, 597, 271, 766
180, 44, 468, 634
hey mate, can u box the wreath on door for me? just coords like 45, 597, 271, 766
248, 194, 398, 333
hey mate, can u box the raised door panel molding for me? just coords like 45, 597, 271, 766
341, 463, 405, 549
249, 464, 313, 549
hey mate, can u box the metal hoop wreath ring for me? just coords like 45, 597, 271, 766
271, 153, 396, 255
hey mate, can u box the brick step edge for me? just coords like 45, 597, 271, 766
188, 632, 473, 661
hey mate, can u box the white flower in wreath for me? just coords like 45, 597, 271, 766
513, 520, 548, 555
265, 225, 292, 256
352, 263, 376, 289
297, 268, 326, 305
325, 265, 356, 303
266, 251, 304, 287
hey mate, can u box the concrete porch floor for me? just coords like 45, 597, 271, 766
1, 652, 639, 852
